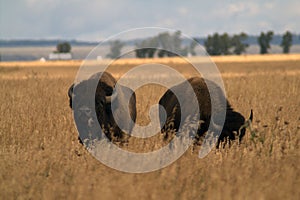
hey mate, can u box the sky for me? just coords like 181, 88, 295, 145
0, 0, 299, 41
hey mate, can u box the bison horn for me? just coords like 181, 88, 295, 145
210, 117, 223, 131
68, 84, 74, 98
105, 91, 117, 104
238, 109, 253, 134
105, 95, 112, 103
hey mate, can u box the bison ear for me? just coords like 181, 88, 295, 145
68, 84, 74, 98
68, 84, 74, 108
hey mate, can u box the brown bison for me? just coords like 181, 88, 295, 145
68, 72, 136, 145
159, 77, 253, 148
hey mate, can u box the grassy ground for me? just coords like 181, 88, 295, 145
0, 57, 299, 199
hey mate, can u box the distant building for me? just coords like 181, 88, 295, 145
39, 57, 46, 62
49, 52, 72, 60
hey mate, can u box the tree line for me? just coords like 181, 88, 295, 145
105, 30, 294, 58
106, 31, 197, 59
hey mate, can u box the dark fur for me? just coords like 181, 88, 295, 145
159, 77, 252, 148
68, 72, 136, 144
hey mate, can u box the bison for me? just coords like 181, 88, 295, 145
68, 71, 136, 145
159, 77, 253, 148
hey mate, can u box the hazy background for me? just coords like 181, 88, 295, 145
1, 0, 300, 40
1, 0, 300, 61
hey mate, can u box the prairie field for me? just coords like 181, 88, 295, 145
0, 56, 300, 199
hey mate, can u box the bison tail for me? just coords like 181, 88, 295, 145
238, 109, 254, 143
249, 109, 253, 122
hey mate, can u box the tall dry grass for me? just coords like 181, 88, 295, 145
0, 60, 299, 199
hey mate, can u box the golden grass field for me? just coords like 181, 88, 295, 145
0, 55, 299, 199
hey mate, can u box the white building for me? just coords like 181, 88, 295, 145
49, 53, 72, 60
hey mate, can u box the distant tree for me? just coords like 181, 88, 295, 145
157, 32, 173, 57
157, 49, 167, 58
135, 36, 159, 58
189, 39, 198, 56
134, 31, 190, 58
258, 31, 274, 54
204, 35, 214, 55
157, 31, 186, 57
135, 49, 144, 58
147, 48, 157, 58
212, 33, 222, 55
220, 33, 231, 55
180, 46, 188, 57
106, 40, 124, 59
205, 33, 231, 55
145, 41, 158, 58
135, 42, 148, 58
280, 31, 293, 54
231, 32, 249, 55
56, 42, 71, 53
205, 33, 220, 55
172, 30, 182, 56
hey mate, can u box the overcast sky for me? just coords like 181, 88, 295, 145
0, 0, 299, 41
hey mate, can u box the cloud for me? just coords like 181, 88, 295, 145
0, 0, 299, 40
177, 7, 188, 15
263, 2, 275, 10
214, 2, 260, 18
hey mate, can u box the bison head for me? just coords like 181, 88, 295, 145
216, 109, 253, 147
68, 72, 118, 144
68, 72, 136, 145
